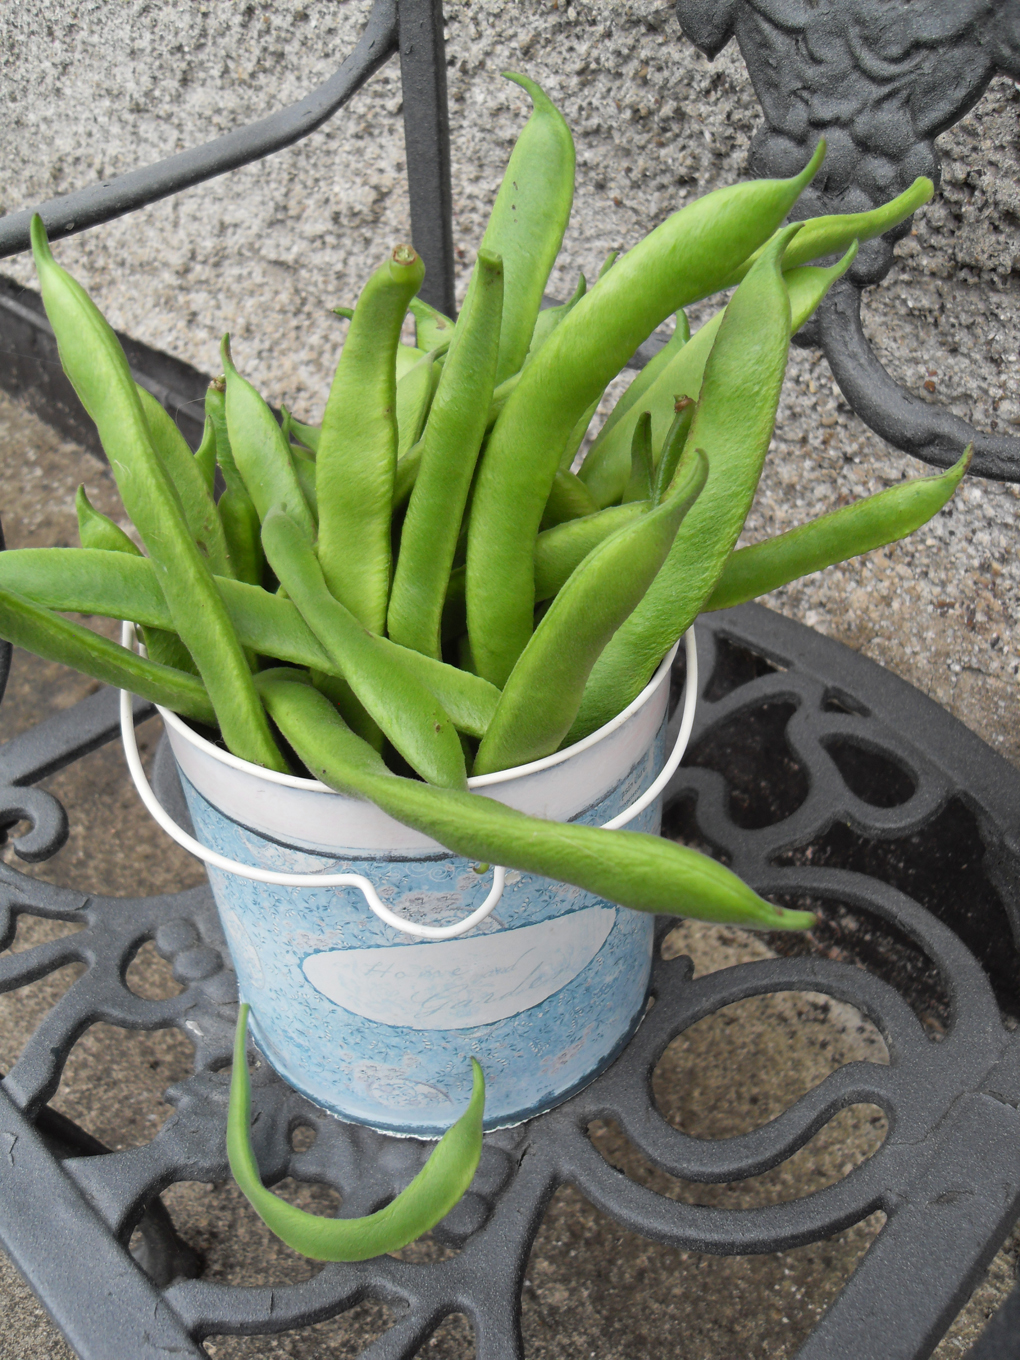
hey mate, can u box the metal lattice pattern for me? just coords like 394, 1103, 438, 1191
1, 604, 1019, 1359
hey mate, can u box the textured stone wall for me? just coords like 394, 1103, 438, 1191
1, 0, 1018, 756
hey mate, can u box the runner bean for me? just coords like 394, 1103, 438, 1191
317, 245, 426, 632
258, 668, 816, 931
0, 587, 215, 725
466, 145, 825, 687
205, 380, 263, 586
474, 449, 707, 774
705, 448, 972, 611
30, 216, 284, 770
570, 226, 801, 743
388, 251, 504, 659
262, 508, 467, 788
221, 339, 316, 542
480, 73, 575, 385
579, 245, 857, 508
228, 1004, 484, 1261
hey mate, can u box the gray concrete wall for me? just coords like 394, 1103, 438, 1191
1, 0, 1018, 758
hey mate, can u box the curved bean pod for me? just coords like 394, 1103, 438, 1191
136, 385, 232, 576
622, 412, 654, 504
317, 245, 426, 632
475, 450, 707, 774
570, 226, 800, 743
725, 176, 934, 287
388, 251, 504, 659
75, 486, 140, 556
194, 416, 217, 495
221, 339, 316, 542
395, 349, 438, 461
409, 297, 455, 352
706, 448, 972, 611
0, 549, 500, 739
466, 145, 825, 687
579, 245, 857, 508
228, 1005, 485, 1261
286, 414, 321, 455
0, 587, 214, 725
262, 509, 466, 789
442, 503, 650, 641
204, 381, 263, 586
539, 469, 599, 530
651, 399, 695, 504
480, 73, 575, 385
258, 669, 815, 931
30, 217, 283, 770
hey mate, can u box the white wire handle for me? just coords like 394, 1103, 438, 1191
120, 624, 696, 940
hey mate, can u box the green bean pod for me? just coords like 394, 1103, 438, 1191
317, 245, 426, 632
569, 228, 800, 743
388, 251, 504, 660
75, 486, 140, 556
466, 145, 825, 687
228, 1004, 484, 1261
136, 385, 232, 576
221, 339, 316, 542
30, 216, 283, 770
0, 549, 500, 739
556, 388, 606, 475
194, 416, 217, 495
724, 176, 934, 287
651, 399, 695, 504
622, 412, 654, 503
262, 508, 466, 788
287, 415, 321, 455
205, 381, 264, 586
480, 73, 575, 385
258, 669, 815, 931
442, 502, 649, 641
583, 311, 690, 466
540, 471, 599, 530
706, 447, 972, 611
579, 244, 856, 508
526, 275, 585, 364
474, 451, 707, 774
409, 297, 455, 352
0, 587, 215, 725
395, 349, 438, 461
75, 486, 194, 672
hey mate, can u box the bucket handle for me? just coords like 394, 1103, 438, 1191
119, 624, 697, 940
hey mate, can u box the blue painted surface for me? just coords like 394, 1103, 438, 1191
179, 729, 664, 1136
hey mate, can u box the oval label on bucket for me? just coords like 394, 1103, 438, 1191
300, 905, 616, 1030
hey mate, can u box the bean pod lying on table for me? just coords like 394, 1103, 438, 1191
3, 72, 960, 1260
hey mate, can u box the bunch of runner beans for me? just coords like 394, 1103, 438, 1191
1, 75, 970, 1259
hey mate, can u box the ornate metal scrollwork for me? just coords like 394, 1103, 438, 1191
676, 0, 1020, 480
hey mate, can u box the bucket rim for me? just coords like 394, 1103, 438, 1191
158, 641, 680, 794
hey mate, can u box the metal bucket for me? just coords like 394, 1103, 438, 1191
159, 650, 675, 1136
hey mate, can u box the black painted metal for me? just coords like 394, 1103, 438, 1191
0, 0, 459, 338
674, 0, 1020, 481
399, 0, 457, 318
0, 1, 400, 262
0, 606, 1019, 1357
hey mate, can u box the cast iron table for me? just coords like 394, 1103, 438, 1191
0, 602, 1018, 1359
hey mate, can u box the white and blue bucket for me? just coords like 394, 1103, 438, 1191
133, 640, 692, 1138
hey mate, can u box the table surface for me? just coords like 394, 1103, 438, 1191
0, 588, 1019, 1359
